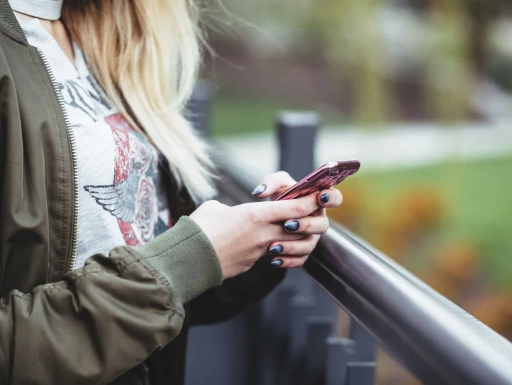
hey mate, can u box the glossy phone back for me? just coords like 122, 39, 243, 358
274, 160, 360, 201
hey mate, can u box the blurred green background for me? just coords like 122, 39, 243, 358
200, 1, 512, 383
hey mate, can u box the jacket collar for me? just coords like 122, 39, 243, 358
0, 0, 28, 44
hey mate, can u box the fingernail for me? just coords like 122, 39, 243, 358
252, 184, 267, 195
284, 220, 300, 232
269, 245, 284, 255
271, 259, 283, 267
320, 193, 331, 204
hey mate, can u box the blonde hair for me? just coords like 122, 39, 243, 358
62, 0, 216, 203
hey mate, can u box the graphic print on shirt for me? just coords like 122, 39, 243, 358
85, 74, 112, 111
84, 113, 170, 246
57, 79, 97, 122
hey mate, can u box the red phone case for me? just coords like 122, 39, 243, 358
274, 160, 360, 201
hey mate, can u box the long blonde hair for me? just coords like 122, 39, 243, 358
62, 0, 216, 203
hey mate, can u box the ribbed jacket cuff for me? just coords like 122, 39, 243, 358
137, 216, 223, 304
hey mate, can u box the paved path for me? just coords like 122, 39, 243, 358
215, 122, 512, 181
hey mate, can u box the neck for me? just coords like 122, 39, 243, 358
14, 11, 75, 64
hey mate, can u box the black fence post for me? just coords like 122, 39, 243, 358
187, 79, 215, 138
325, 338, 356, 385
304, 318, 332, 385
277, 111, 319, 181
276, 111, 376, 385
276, 111, 320, 302
345, 363, 376, 385
257, 288, 295, 385
276, 111, 342, 385
287, 296, 316, 385
350, 322, 376, 363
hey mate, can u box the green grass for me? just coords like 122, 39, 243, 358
211, 92, 345, 136
351, 156, 512, 291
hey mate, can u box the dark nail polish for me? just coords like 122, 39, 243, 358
284, 220, 300, 232
269, 245, 284, 255
320, 193, 331, 203
252, 184, 267, 195
271, 259, 283, 267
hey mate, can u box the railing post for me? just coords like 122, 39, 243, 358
187, 79, 215, 137
276, 111, 376, 385
304, 317, 332, 385
257, 288, 295, 385
345, 363, 376, 385
276, 111, 320, 301
325, 337, 355, 385
276, 111, 342, 385
350, 322, 376, 363
286, 296, 316, 385
277, 111, 319, 181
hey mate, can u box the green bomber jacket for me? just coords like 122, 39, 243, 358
0, 2, 285, 384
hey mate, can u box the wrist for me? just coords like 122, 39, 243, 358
138, 216, 224, 304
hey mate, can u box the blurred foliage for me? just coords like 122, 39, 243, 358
207, 0, 512, 123
424, 0, 474, 121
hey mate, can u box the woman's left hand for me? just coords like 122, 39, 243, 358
251, 171, 343, 268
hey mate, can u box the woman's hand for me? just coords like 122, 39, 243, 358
190, 193, 316, 279
251, 171, 343, 268
190, 171, 342, 279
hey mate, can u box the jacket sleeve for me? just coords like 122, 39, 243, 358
188, 255, 286, 326
0, 216, 223, 385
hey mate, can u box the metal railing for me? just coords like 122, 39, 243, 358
185, 84, 512, 385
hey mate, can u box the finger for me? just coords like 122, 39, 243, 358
310, 207, 326, 217
268, 235, 318, 256
257, 193, 321, 222
270, 255, 310, 269
251, 171, 296, 198
317, 188, 343, 209
282, 215, 330, 235
266, 224, 305, 242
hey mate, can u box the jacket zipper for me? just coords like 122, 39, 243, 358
37, 49, 80, 272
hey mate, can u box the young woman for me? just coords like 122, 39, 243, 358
0, 1, 343, 384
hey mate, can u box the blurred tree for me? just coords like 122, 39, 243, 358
424, 0, 475, 122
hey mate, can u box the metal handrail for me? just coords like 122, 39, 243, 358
216, 155, 512, 385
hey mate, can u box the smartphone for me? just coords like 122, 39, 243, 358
274, 160, 360, 201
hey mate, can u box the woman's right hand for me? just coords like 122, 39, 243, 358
189, 195, 322, 279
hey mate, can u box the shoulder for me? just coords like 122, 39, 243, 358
0, 3, 28, 46
0, 6, 33, 75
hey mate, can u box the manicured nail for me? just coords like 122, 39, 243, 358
320, 193, 330, 204
284, 220, 300, 232
269, 245, 284, 255
271, 259, 283, 267
252, 184, 267, 195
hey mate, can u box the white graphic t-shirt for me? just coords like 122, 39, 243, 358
18, 18, 172, 269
